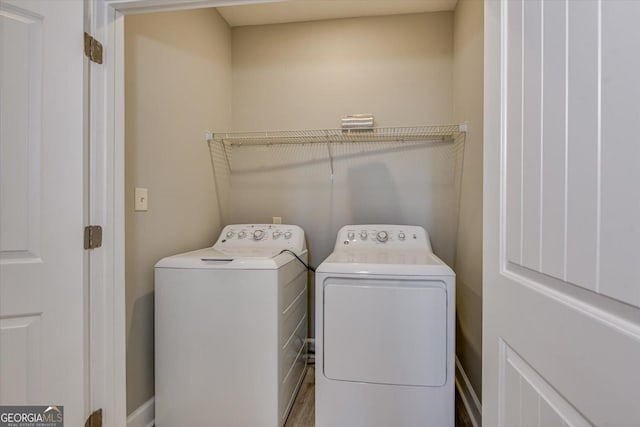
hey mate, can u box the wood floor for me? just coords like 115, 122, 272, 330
285, 366, 474, 427
284, 365, 316, 427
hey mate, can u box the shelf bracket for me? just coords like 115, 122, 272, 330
325, 131, 334, 181
205, 131, 232, 173
221, 140, 232, 173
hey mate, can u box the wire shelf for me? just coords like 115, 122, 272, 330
205, 124, 467, 225
209, 124, 464, 146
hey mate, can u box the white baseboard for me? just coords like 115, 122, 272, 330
127, 397, 154, 427
455, 356, 482, 427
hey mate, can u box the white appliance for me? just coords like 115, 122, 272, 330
315, 225, 455, 427
155, 224, 308, 427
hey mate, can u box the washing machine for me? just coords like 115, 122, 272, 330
315, 225, 455, 427
155, 224, 308, 427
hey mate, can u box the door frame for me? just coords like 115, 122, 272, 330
90, 0, 281, 425
481, 0, 501, 421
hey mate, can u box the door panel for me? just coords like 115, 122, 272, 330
521, 0, 542, 271
0, 0, 85, 424
505, 0, 522, 266
485, 0, 640, 425
599, 1, 640, 304
540, 0, 566, 280
0, 6, 41, 260
503, 0, 639, 312
501, 343, 590, 427
0, 316, 42, 404
495, 267, 640, 425
565, 0, 599, 292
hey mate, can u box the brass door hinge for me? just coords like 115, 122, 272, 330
84, 32, 103, 64
85, 409, 102, 427
84, 225, 103, 250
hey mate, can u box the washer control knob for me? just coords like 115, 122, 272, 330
226, 231, 235, 238
398, 232, 406, 241
376, 231, 389, 243
253, 229, 265, 240
284, 231, 293, 239
347, 231, 355, 240
272, 231, 281, 239
360, 231, 368, 240
238, 231, 246, 239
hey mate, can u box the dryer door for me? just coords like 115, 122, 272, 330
323, 278, 447, 387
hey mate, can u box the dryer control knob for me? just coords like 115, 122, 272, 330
376, 231, 389, 242
284, 231, 293, 239
253, 229, 265, 240
272, 231, 281, 239
398, 232, 406, 241
238, 231, 246, 239
226, 231, 235, 238
347, 231, 355, 240
360, 231, 368, 240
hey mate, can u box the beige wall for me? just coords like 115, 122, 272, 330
453, 0, 484, 401
230, 13, 457, 338
124, 8, 232, 414
232, 12, 453, 130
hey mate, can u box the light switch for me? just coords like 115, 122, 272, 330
273, 216, 282, 224
135, 187, 148, 211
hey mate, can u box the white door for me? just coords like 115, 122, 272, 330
484, 0, 640, 426
0, 0, 86, 424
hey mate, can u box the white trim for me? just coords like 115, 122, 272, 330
90, 1, 129, 426
102, 0, 282, 15
482, 0, 502, 423
455, 356, 482, 427
127, 397, 155, 427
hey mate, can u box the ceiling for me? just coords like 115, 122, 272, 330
216, 0, 458, 27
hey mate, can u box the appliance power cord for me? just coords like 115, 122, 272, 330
278, 249, 316, 272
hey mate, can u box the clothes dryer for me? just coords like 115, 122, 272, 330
315, 225, 455, 427
155, 224, 308, 427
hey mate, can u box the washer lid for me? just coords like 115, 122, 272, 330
316, 248, 454, 276
155, 247, 303, 270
